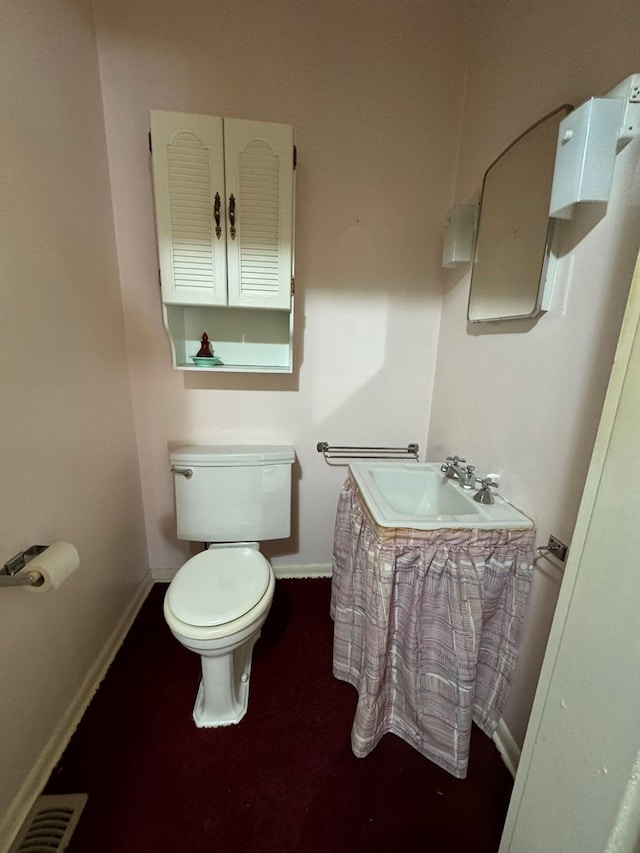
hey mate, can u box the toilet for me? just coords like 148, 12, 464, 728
163, 445, 295, 727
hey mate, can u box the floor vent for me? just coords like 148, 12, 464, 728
9, 794, 88, 853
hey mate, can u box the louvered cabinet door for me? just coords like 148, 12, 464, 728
223, 120, 294, 310
150, 111, 227, 306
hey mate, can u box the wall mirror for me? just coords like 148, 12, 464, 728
468, 105, 572, 323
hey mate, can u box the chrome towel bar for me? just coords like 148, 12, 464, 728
317, 442, 420, 466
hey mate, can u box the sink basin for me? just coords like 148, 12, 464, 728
349, 462, 533, 531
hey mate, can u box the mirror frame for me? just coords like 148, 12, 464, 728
468, 105, 572, 324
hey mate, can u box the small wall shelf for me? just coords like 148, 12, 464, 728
164, 305, 294, 373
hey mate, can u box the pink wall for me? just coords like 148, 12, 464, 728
0, 0, 149, 838
428, 0, 640, 745
92, 0, 473, 575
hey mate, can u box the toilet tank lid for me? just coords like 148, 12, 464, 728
170, 445, 295, 467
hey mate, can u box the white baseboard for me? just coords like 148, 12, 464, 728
151, 567, 178, 582
274, 563, 332, 579
492, 717, 521, 778
0, 573, 154, 853
152, 563, 333, 582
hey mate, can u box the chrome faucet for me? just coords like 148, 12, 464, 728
441, 454, 464, 478
441, 456, 476, 489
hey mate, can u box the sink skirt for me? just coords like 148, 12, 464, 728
330, 475, 535, 779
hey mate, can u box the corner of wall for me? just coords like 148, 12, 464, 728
0, 575, 153, 853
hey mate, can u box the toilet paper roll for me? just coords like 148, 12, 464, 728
26, 541, 80, 592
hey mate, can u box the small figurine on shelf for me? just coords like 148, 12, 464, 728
191, 331, 223, 366
196, 333, 214, 358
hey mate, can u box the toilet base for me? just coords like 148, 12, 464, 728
192, 629, 261, 728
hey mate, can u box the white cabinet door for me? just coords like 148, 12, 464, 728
151, 111, 294, 311
150, 111, 227, 306
224, 119, 294, 310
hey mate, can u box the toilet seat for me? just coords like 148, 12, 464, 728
167, 546, 271, 627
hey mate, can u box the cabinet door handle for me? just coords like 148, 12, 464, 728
213, 192, 222, 239
228, 193, 236, 240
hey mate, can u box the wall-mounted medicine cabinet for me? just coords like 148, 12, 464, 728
150, 110, 296, 373
467, 105, 570, 323
464, 74, 639, 325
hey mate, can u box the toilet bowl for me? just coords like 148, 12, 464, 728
164, 544, 275, 727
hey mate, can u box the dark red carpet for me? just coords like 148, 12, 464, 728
44, 578, 513, 852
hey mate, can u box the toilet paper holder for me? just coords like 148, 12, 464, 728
0, 545, 47, 588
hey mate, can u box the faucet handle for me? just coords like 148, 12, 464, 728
473, 476, 499, 504
445, 454, 466, 464
478, 476, 499, 489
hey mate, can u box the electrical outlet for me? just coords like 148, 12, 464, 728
631, 82, 640, 104
548, 535, 568, 562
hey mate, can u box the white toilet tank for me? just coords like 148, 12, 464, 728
170, 445, 295, 543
